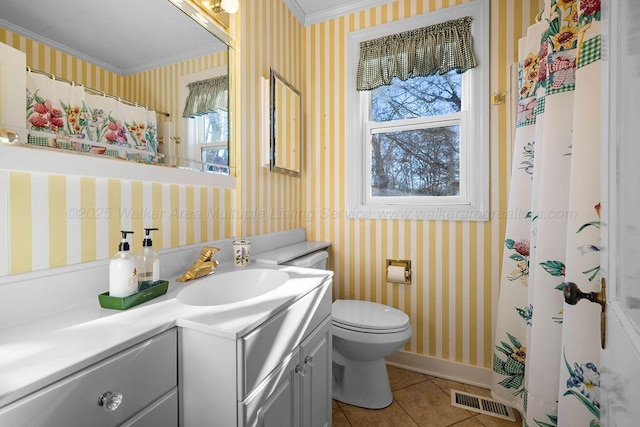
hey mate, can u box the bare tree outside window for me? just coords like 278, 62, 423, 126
369, 71, 462, 197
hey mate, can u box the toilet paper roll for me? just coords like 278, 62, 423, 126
387, 265, 407, 283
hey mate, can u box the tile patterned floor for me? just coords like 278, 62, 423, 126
332, 366, 522, 427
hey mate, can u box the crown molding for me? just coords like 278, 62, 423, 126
304, 0, 392, 26
280, 0, 306, 25
281, 0, 394, 26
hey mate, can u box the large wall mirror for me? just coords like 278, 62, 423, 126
270, 68, 301, 177
0, 0, 233, 185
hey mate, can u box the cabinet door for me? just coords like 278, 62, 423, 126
239, 348, 301, 427
300, 317, 332, 427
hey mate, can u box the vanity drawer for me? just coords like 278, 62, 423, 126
0, 328, 177, 427
121, 388, 178, 427
237, 280, 332, 399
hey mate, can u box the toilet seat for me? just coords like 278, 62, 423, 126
333, 321, 410, 334
332, 299, 410, 334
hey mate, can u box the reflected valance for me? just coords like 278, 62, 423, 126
182, 76, 228, 118
356, 16, 478, 91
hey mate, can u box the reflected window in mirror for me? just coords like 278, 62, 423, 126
182, 66, 230, 175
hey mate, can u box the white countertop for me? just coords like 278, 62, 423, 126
0, 262, 332, 409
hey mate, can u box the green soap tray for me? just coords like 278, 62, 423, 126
98, 280, 169, 310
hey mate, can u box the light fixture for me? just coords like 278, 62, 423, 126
210, 0, 239, 14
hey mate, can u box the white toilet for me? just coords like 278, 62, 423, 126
284, 249, 412, 409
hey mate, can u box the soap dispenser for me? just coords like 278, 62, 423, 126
109, 231, 138, 298
138, 227, 160, 289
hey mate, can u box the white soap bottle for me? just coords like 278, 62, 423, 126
109, 231, 138, 297
138, 227, 160, 289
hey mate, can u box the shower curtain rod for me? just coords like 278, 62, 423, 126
27, 67, 170, 117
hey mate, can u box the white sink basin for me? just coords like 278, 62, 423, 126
176, 269, 290, 306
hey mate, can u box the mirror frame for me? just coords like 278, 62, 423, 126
269, 68, 301, 177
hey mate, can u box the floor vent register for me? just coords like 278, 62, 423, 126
450, 390, 516, 422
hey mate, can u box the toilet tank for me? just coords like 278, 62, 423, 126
284, 250, 328, 270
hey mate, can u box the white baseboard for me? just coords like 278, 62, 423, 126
386, 350, 492, 389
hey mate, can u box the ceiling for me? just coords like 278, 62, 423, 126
0, 0, 227, 76
283, 0, 393, 26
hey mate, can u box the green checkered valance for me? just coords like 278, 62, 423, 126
182, 75, 228, 118
356, 16, 478, 91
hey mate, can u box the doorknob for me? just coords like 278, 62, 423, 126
563, 278, 606, 349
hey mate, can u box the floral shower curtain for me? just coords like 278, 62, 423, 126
492, 1, 602, 426
26, 71, 160, 162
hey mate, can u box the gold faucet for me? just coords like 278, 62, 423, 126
176, 246, 220, 282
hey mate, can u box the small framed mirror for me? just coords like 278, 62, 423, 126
270, 68, 301, 176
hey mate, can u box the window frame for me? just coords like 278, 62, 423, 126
345, 0, 489, 221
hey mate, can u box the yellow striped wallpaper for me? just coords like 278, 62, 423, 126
302, 0, 542, 368
236, 0, 305, 237
0, 28, 235, 274
6, 172, 234, 274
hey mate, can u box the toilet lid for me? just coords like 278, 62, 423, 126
332, 299, 410, 333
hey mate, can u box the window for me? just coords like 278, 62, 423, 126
346, 0, 489, 221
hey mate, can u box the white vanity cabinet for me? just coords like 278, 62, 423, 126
0, 328, 178, 427
180, 278, 332, 427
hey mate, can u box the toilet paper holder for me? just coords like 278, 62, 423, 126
386, 259, 411, 284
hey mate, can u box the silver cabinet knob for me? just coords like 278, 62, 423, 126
295, 364, 312, 376
304, 355, 313, 365
98, 391, 123, 412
